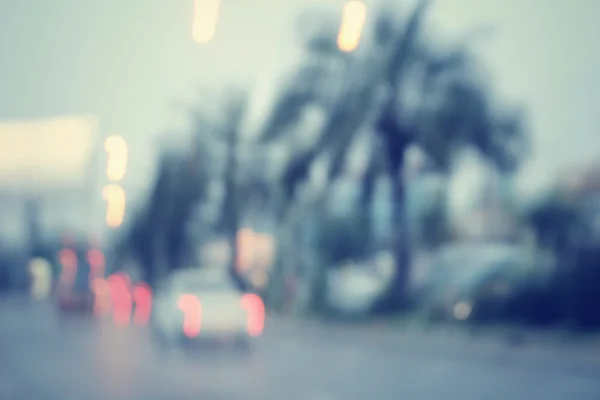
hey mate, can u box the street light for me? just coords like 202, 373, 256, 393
104, 135, 128, 182
192, 0, 221, 44
337, 1, 367, 52
103, 184, 126, 228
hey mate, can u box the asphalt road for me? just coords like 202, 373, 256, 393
1, 297, 600, 400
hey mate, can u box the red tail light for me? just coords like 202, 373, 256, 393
92, 278, 110, 317
240, 293, 264, 337
59, 249, 77, 286
108, 273, 132, 326
178, 294, 202, 338
87, 249, 106, 281
86, 249, 104, 267
132, 283, 152, 326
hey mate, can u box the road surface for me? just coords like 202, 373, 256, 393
1, 297, 599, 400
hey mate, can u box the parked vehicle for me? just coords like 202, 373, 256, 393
416, 243, 542, 323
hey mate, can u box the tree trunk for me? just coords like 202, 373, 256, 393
266, 211, 294, 311
224, 129, 243, 290
358, 149, 381, 256
306, 196, 330, 315
374, 163, 411, 313
152, 231, 167, 286
390, 174, 411, 307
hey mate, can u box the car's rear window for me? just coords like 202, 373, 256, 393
184, 278, 233, 292
170, 269, 235, 292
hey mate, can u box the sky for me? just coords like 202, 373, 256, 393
0, 0, 599, 220
427, 0, 600, 199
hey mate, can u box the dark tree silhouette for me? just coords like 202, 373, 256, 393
260, 0, 527, 312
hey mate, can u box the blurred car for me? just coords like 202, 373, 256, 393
416, 243, 541, 323
151, 268, 264, 353
55, 245, 104, 314
56, 264, 95, 313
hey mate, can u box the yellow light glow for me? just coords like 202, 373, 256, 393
337, 1, 367, 52
192, 0, 221, 44
103, 184, 126, 228
104, 135, 128, 182
29, 258, 52, 299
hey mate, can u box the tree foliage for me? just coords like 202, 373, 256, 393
118, 136, 211, 285
117, 0, 528, 311
259, 0, 528, 311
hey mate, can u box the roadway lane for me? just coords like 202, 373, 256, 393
1, 298, 600, 400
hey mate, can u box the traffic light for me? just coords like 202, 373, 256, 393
104, 135, 128, 182
337, 1, 367, 52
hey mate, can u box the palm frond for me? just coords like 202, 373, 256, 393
260, 89, 315, 143
385, 0, 432, 87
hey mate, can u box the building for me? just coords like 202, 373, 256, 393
0, 116, 104, 288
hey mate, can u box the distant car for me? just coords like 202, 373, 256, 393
150, 268, 264, 354
416, 243, 540, 323
55, 246, 103, 315
56, 263, 95, 314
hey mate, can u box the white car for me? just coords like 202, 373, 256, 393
150, 268, 264, 353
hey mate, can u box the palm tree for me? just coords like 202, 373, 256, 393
258, 0, 528, 313
317, 0, 527, 311
216, 90, 250, 290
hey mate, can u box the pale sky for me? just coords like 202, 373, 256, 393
427, 0, 600, 198
0, 0, 598, 214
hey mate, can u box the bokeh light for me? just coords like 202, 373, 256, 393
192, 0, 221, 44
103, 184, 126, 228
104, 135, 128, 182
337, 1, 367, 52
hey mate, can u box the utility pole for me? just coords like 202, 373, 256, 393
220, 94, 245, 290
25, 197, 41, 292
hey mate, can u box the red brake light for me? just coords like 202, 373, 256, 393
59, 249, 77, 285
59, 249, 76, 266
108, 273, 132, 326
132, 283, 152, 326
240, 293, 264, 337
87, 249, 106, 284
178, 294, 202, 338
87, 249, 105, 268
92, 278, 111, 317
